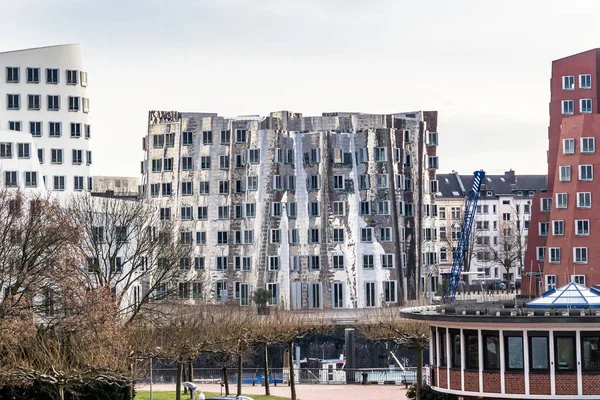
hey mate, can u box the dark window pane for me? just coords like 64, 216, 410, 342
466, 333, 479, 369
583, 336, 600, 370
452, 333, 461, 368
530, 337, 548, 370
507, 336, 524, 369
555, 336, 575, 371
484, 336, 500, 370
439, 331, 447, 366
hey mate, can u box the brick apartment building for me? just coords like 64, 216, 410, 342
524, 49, 600, 295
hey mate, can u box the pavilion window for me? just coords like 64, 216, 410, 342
483, 331, 500, 371
529, 332, 549, 371
465, 330, 479, 370
450, 329, 461, 368
439, 328, 447, 367
554, 332, 576, 372
504, 332, 524, 371
582, 332, 600, 371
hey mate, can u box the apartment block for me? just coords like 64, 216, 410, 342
140, 110, 439, 309
524, 49, 600, 295
0, 44, 92, 192
435, 171, 546, 289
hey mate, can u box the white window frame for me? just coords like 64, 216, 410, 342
332, 201, 345, 216
563, 138, 575, 154
577, 192, 592, 208
580, 74, 592, 89
573, 247, 588, 264
580, 98, 592, 114
541, 198, 552, 211
548, 248, 561, 264
559, 166, 571, 182
575, 219, 590, 236
562, 100, 574, 115
572, 274, 586, 286
556, 193, 567, 209
552, 220, 564, 236
563, 75, 574, 90
579, 165, 593, 181
536, 247, 546, 262
581, 137, 595, 154
546, 275, 557, 291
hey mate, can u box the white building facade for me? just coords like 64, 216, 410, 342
141, 110, 440, 309
435, 171, 546, 287
0, 44, 92, 192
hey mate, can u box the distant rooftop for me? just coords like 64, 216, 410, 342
436, 170, 547, 198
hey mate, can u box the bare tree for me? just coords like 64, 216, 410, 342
67, 195, 196, 321
359, 309, 429, 400
0, 190, 80, 325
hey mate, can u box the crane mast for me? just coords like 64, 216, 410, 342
445, 170, 486, 303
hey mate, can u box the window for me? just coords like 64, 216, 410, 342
308, 283, 322, 309
549, 247, 561, 263
82, 98, 89, 113
216, 281, 227, 301
80, 71, 88, 87
579, 164, 593, 181
552, 220, 564, 236
307, 175, 320, 190
574, 247, 588, 263
86, 151, 92, 165
53, 176, 65, 191
451, 331, 461, 368
562, 100, 574, 115
380, 227, 392, 242
439, 330, 447, 367
358, 175, 370, 190
246, 203, 256, 218
182, 131, 193, 145
361, 228, 373, 242
559, 166, 571, 181
219, 180, 229, 194
29, 121, 42, 137
180, 257, 191, 270
530, 335, 549, 371
217, 231, 228, 244
440, 247, 447, 262
581, 99, 593, 113
359, 201, 371, 216
503, 213, 511, 221
161, 183, 172, 196
51, 149, 63, 164
332, 201, 345, 216
220, 130, 230, 144
536, 247, 546, 261
376, 174, 389, 189
72, 149, 82, 164
428, 156, 439, 169
200, 156, 211, 169
289, 229, 300, 244
66, 69, 78, 85
381, 254, 394, 269
546, 274, 557, 291
25, 171, 37, 187
244, 175, 257, 191
69, 122, 81, 138
332, 282, 344, 308
307, 255, 320, 270
74, 176, 85, 191
505, 333, 524, 370
272, 175, 283, 190
202, 130, 212, 144
308, 228, 320, 244
160, 208, 171, 220
216, 256, 228, 270
181, 157, 193, 170
25, 94, 40, 111
563, 75, 574, 90
333, 175, 344, 190
7, 94, 20, 110
363, 255, 374, 269
219, 155, 230, 169
196, 231, 206, 245
575, 219, 590, 236
151, 159, 162, 172
270, 229, 281, 244
248, 148, 260, 164
46, 68, 58, 84
582, 137, 595, 153
580, 74, 592, 89
541, 197, 552, 211
17, 143, 30, 159
374, 147, 387, 162
383, 281, 397, 303
356, 147, 368, 163
308, 202, 319, 217
197, 206, 208, 220
266, 283, 279, 305
465, 331, 479, 370
269, 256, 280, 271
365, 282, 376, 307
6, 67, 19, 83
272, 202, 282, 217
235, 129, 247, 143
181, 206, 192, 220
563, 140, 576, 157
577, 192, 592, 208
332, 255, 344, 270
150, 184, 159, 197
180, 182, 193, 196
68, 96, 79, 111
45, 95, 60, 112
581, 333, 600, 371
162, 158, 173, 172
4, 171, 17, 187
234, 256, 252, 271
49, 122, 62, 137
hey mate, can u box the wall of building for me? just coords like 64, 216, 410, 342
141, 110, 438, 309
0, 45, 91, 192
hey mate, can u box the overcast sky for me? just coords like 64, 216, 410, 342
1, 0, 599, 178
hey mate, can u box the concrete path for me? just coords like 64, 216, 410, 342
137, 383, 408, 400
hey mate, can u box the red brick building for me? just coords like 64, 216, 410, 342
524, 49, 600, 295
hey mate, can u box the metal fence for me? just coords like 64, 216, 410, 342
142, 367, 426, 386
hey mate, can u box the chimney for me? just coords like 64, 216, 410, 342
506, 170, 517, 184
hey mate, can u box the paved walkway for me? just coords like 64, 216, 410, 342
137, 383, 408, 400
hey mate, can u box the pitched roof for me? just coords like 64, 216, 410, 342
436, 171, 547, 199
526, 282, 600, 309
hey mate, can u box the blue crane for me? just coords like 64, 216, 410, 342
445, 170, 486, 303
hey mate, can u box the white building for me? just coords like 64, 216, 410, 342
435, 171, 547, 288
0, 128, 45, 191
141, 110, 440, 309
0, 44, 92, 192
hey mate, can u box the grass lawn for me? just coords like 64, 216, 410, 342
135, 391, 289, 400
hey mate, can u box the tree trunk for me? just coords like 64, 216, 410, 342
223, 365, 230, 395
288, 341, 296, 400
416, 347, 424, 400
176, 361, 183, 400
183, 363, 188, 394
237, 353, 243, 396
57, 385, 65, 400
264, 343, 270, 395
189, 361, 194, 384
